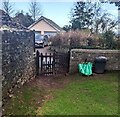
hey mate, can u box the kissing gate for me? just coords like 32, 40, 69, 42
36, 50, 70, 76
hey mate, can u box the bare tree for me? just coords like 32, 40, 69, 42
2, 0, 14, 16
29, 0, 42, 21
89, 2, 118, 34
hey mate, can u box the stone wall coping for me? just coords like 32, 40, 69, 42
0, 30, 32, 32
71, 49, 120, 53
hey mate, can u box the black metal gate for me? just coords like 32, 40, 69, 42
36, 50, 70, 76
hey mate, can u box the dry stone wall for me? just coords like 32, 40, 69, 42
69, 49, 120, 74
0, 30, 2, 115
1, 30, 36, 99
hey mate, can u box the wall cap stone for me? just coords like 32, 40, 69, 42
71, 49, 120, 53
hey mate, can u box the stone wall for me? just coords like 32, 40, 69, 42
69, 49, 120, 74
1, 30, 35, 99
0, 29, 2, 116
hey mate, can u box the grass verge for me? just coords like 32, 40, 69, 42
3, 71, 119, 116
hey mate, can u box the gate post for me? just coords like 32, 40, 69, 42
53, 53, 55, 75
67, 50, 70, 73
40, 53, 43, 75
33, 30, 35, 52
36, 50, 39, 76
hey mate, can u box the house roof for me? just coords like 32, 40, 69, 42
28, 16, 63, 32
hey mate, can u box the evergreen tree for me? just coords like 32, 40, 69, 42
63, 25, 72, 32
13, 11, 34, 27
70, 1, 118, 33
70, 1, 94, 30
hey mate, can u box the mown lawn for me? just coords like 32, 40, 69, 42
3, 72, 119, 116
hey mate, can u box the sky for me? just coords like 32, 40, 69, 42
0, 1, 118, 27
14, 2, 74, 27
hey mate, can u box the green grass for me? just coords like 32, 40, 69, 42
3, 72, 119, 116
36, 72, 118, 115
3, 85, 46, 116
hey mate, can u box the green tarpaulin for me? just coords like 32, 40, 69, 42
78, 62, 93, 76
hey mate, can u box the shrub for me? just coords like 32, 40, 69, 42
50, 29, 100, 49
50, 29, 118, 50
101, 31, 118, 49
49, 34, 62, 47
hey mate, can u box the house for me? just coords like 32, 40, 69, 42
28, 16, 64, 37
